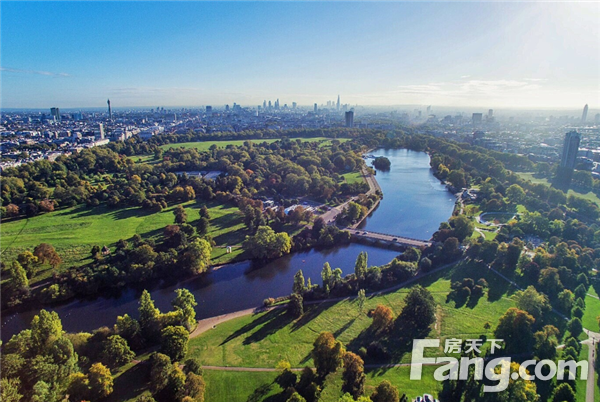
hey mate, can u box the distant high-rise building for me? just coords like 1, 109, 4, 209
225, 104, 229, 111
426, 106, 431, 115
206, 106, 212, 113
263, 100, 267, 109
50, 107, 61, 122
472, 113, 483, 126
595, 113, 600, 125
345, 111, 354, 128
275, 99, 280, 109
268, 101, 272, 109
98, 123, 105, 140
560, 131, 581, 169
337, 95, 340, 111
314, 103, 318, 114
488, 109, 494, 118
582, 104, 589, 122
107, 99, 112, 120
292, 102, 297, 109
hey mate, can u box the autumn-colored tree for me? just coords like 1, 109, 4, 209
311, 332, 346, 377
371, 304, 394, 333
342, 352, 365, 399
33, 243, 62, 269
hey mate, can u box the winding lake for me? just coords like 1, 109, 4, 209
1, 149, 455, 341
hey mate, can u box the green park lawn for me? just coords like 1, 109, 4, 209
516, 172, 600, 207
184, 260, 518, 401
582, 288, 600, 332
159, 137, 349, 152
341, 171, 366, 184
1, 201, 249, 282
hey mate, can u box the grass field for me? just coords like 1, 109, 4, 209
516, 172, 600, 207
0, 201, 248, 280
341, 171, 366, 184
188, 263, 516, 368
159, 137, 349, 152
582, 288, 600, 332
183, 260, 518, 401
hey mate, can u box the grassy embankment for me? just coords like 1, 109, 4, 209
1, 201, 249, 284
180, 260, 520, 401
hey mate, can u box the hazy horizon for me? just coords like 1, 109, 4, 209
2, 2, 599, 109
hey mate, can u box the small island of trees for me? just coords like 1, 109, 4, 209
372, 157, 391, 170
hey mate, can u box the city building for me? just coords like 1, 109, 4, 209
314, 103, 318, 114
107, 99, 112, 120
50, 107, 61, 122
595, 113, 600, 125
472, 113, 483, 126
336, 95, 340, 111
560, 130, 581, 169
582, 104, 589, 122
345, 111, 354, 128
206, 106, 212, 113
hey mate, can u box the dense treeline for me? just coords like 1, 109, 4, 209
1, 290, 206, 402
1, 137, 369, 218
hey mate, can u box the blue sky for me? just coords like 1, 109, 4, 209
1, 2, 599, 109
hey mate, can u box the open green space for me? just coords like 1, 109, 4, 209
582, 288, 600, 332
188, 260, 515, 363
341, 171, 366, 184
516, 172, 600, 207
182, 260, 519, 400
159, 137, 349, 152
1, 200, 248, 280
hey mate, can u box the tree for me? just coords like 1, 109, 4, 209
494, 308, 535, 354
183, 372, 206, 402
372, 157, 391, 170
171, 289, 198, 332
487, 362, 538, 402
88, 362, 114, 400
398, 286, 436, 332
354, 252, 368, 281
33, 243, 62, 269
287, 393, 307, 402
114, 314, 142, 347
17, 250, 39, 278
0, 378, 22, 402
100, 335, 135, 368
181, 238, 212, 275
515, 286, 551, 323
311, 332, 346, 377
293, 270, 306, 294
506, 184, 526, 204
568, 317, 583, 337
67, 372, 90, 401
289, 293, 304, 318
196, 217, 210, 236
371, 305, 394, 333
534, 325, 559, 361
243, 226, 292, 260
449, 215, 475, 241
552, 382, 576, 402
31, 310, 63, 354
357, 289, 366, 314
174, 205, 187, 224
7, 261, 29, 302
161, 325, 189, 361
321, 262, 332, 289
139, 290, 161, 342
149, 353, 172, 395
342, 352, 365, 399
371, 380, 400, 402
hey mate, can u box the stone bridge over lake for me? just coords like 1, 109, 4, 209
346, 228, 432, 248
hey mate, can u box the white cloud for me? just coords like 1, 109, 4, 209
1, 67, 70, 77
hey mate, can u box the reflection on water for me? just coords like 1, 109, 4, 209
1, 149, 454, 341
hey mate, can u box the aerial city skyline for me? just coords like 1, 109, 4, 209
1, 2, 598, 109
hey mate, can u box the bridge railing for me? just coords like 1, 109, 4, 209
349, 229, 431, 244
